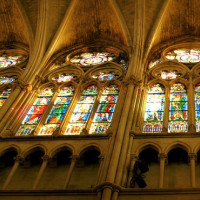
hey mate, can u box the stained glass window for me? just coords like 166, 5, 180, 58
165, 49, 200, 63
92, 72, 118, 81
70, 52, 115, 66
169, 83, 188, 132
195, 83, 200, 132
149, 59, 161, 69
0, 76, 16, 84
52, 73, 74, 83
65, 85, 97, 135
38, 86, 75, 136
0, 88, 12, 108
143, 84, 165, 132
161, 70, 177, 80
89, 85, 119, 134
16, 87, 54, 136
0, 54, 25, 69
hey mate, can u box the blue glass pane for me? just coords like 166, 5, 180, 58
94, 113, 113, 122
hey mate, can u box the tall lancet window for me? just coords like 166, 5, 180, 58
38, 86, 75, 136
89, 85, 119, 134
143, 84, 165, 132
195, 83, 200, 132
0, 87, 12, 108
16, 87, 54, 136
169, 83, 188, 132
65, 85, 97, 135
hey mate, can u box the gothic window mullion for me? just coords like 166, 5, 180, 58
85, 88, 103, 133
38, 85, 76, 136
33, 88, 60, 135
64, 85, 98, 135
16, 86, 55, 136
163, 85, 170, 132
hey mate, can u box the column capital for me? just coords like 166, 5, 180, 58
122, 75, 139, 87
98, 155, 104, 162
70, 155, 79, 161
14, 155, 24, 163
130, 154, 138, 161
42, 155, 50, 162
14, 79, 32, 92
158, 153, 167, 160
188, 153, 197, 160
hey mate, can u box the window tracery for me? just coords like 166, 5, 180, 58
16, 47, 127, 136
143, 45, 200, 134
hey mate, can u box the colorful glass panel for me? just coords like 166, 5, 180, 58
165, 49, 200, 63
89, 85, 119, 134
92, 71, 118, 81
0, 76, 16, 84
52, 73, 74, 83
0, 54, 25, 69
65, 85, 97, 135
149, 59, 161, 69
38, 86, 74, 136
195, 83, 200, 131
143, 84, 165, 133
161, 70, 177, 80
169, 83, 188, 132
16, 87, 54, 136
0, 88, 11, 107
70, 52, 115, 66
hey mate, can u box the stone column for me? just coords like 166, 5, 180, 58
32, 155, 50, 190
63, 155, 79, 189
2, 156, 23, 190
96, 155, 104, 185
111, 188, 119, 200
188, 75, 196, 133
159, 153, 167, 188
188, 153, 196, 188
163, 85, 170, 133
127, 154, 138, 187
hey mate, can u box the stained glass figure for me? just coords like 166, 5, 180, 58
195, 83, 200, 132
149, 59, 161, 69
89, 85, 119, 134
38, 86, 75, 136
0, 76, 16, 84
0, 54, 26, 69
70, 52, 115, 66
165, 49, 200, 63
65, 85, 98, 135
52, 73, 74, 83
16, 87, 54, 136
161, 70, 177, 80
0, 88, 11, 107
92, 71, 118, 81
143, 84, 165, 132
169, 83, 188, 132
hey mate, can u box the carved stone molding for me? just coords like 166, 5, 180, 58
94, 182, 122, 193
14, 79, 32, 92
122, 75, 139, 87
188, 153, 197, 161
